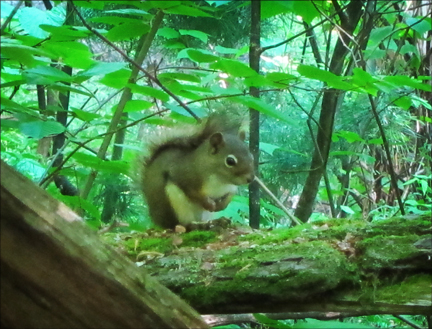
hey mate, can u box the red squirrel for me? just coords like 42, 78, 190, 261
141, 114, 254, 229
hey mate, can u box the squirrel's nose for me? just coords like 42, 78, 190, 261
246, 175, 255, 184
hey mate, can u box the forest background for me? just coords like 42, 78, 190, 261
1, 1, 431, 234
1, 1, 431, 328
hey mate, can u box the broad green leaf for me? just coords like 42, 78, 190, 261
48, 83, 93, 97
163, 40, 186, 49
158, 72, 201, 83
293, 318, 373, 328
128, 84, 170, 102
157, 27, 180, 39
0, 79, 26, 88
23, 66, 74, 84
336, 131, 364, 143
41, 41, 94, 69
400, 42, 420, 57
78, 62, 126, 77
89, 16, 142, 26
340, 205, 355, 215
293, 0, 319, 24
73, 1, 105, 9
1, 44, 35, 67
406, 17, 431, 35
99, 68, 131, 88
266, 72, 297, 87
104, 8, 151, 17
19, 120, 65, 139
123, 100, 153, 112
367, 138, 383, 145
17, 6, 65, 39
179, 29, 208, 43
164, 5, 213, 17
243, 75, 274, 88
0, 98, 38, 116
106, 21, 150, 42
369, 26, 393, 45
210, 59, 257, 78
231, 96, 295, 125
185, 49, 219, 63
393, 96, 412, 110
205, 1, 232, 7
259, 142, 280, 155
1, 2, 14, 18
39, 25, 90, 41
71, 108, 101, 122
384, 75, 431, 92
261, 1, 293, 20
297, 65, 353, 90
351, 68, 378, 95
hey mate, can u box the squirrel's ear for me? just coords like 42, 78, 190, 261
238, 130, 246, 141
209, 132, 225, 153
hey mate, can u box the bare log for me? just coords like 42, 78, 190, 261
0, 160, 208, 329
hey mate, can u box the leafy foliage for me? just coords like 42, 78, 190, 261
1, 0, 431, 231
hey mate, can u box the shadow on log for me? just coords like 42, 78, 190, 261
0, 160, 208, 329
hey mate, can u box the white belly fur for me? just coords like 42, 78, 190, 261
165, 182, 211, 225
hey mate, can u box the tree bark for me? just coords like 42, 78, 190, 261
295, 0, 365, 222
0, 160, 208, 329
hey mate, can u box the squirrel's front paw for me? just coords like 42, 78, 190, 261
202, 197, 216, 211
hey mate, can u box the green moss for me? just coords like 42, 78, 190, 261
376, 274, 432, 304
181, 230, 217, 248
356, 234, 422, 270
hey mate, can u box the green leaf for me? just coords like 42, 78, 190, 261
78, 62, 126, 77
163, 40, 186, 49
351, 68, 378, 95
293, 319, 373, 328
41, 40, 94, 69
99, 69, 131, 88
1, 2, 14, 18
266, 72, 297, 87
384, 75, 431, 92
210, 58, 257, 78
340, 205, 355, 215
179, 29, 208, 43
157, 27, 180, 39
335, 131, 365, 143
71, 108, 101, 122
47, 83, 93, 97
393, 96, 412, 110
128, 84, 170, 102
406, 17, 431, 35
369, 26, 393, 45
260, 142, 280, 155
104, 8, 151, 17
0, 98, 38, 116
292, 1, 319, 24
158, 72, 201, 83
231, 96, 295, 125
297, 65, 353, 90
123, 100, 153, 112
367, 138, 383, 145
106, 21, 150, 42
73, 1, 105, 10
19, 120, 65, 139
17, 7, 65, 39
23, 66, 74, 84
185, 49, 219, 63
164, 5, 213, 17
39, 25, 90, 41
261, 1, 293, 20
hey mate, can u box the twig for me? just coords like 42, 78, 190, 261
254, 176, 302, 226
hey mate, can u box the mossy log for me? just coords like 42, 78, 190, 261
103, 215, 432, 316
0, 160, 208, 329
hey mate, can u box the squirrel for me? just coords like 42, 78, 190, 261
140, 113, 255, 229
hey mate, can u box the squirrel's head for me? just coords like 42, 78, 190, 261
203, 131, 255, 186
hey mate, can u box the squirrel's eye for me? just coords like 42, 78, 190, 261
225, 155, 237, 167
